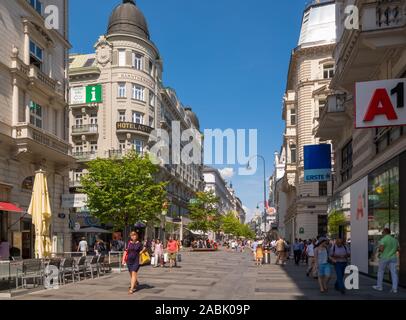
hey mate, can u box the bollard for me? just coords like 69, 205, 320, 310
263, 251, 271, 264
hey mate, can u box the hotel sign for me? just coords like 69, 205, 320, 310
116, 122, 153, 134
356, 79, 406, 128
118, 73, 154, 88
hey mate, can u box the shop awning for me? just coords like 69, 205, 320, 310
0, 202, 23, 213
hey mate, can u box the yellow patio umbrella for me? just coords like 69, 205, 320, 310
28, 169, 52, 259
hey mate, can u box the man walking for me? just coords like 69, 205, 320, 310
275, 236, 286, 265
293, 239, 301, 265
77, 237, 88, 256
306, 239, 316, 278
373, 228, 399, 293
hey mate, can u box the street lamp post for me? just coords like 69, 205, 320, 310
247, 155, 267, 237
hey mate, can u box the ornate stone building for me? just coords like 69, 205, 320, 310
0, 0, 72, 258
281, 0, 335, 242
67, 0, 203, 242
317, 0, 406, 284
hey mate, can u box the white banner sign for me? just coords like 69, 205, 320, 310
350, 176, 369, 274
70, 87, 86, 105
61, 194, 88, 208
356, 78, 406, 128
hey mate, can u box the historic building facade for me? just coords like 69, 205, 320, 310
316, 0, 406, 284
67, 0, 203, 243
281, 0, 335, 242
0, 0, 72, 258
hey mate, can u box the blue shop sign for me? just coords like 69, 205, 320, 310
304, 144, 332, 182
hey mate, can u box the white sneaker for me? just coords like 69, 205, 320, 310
372, 286, 383, 292
390, 289, 398, 294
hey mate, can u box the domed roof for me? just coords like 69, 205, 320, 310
107, 0, 150, 39
184, 107, 200, 130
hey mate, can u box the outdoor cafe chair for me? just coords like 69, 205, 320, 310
15, 259, 43, 289
88, 255, 99, 279
74, 256, 88, 281
59, 258, 75, 285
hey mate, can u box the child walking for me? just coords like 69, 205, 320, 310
256, 244, 264, 266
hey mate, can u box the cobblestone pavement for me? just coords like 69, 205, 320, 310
12, 249, 406, 300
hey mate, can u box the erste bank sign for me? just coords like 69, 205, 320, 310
356, 78, 405, 128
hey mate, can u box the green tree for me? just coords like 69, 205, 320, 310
221, 212, 241, 236
328, 210, 346, 237
188, 190, 220, 237
80, 150, 167, 233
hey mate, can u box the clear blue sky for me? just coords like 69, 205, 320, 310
69, 0, 308, 221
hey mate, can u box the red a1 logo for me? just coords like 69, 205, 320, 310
356, 79, 406, 128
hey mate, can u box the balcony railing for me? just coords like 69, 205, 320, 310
72, 151, 97, 162
13, 123, 70, 155
69, 180, 82, 188
108, 149, 124, 159
72, 124, 98, 135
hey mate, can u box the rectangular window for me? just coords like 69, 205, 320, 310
132, 112, 144, 124
149, 60, 154, 75
29, 40, 43, 70
132, 84, 144, 101
74, 171, 83, 181
132, 52, 143, 70
119, 140, 126, 150
75, 115, 83, 126
118, 111, 126, 122
90, 142, 97, 153
323, 64, 335, 79
118, 83, 126, 98
118, 49, 126, 66
290, 108, 296, 125
290, 144, 297, 163
318, 215, 328, 236
341, 140, 353, 183
74, 143, 83, 153
319, 181, 328, 196
89, 113, 98, 125
149, 90, 155, 106
133, 140, 144, 154
28, 0, 43, 14
368, 157, 399, 279
29, 102, 42, 128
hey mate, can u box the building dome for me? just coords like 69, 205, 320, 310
107, 0, 150, 39
184, 107, 200, 130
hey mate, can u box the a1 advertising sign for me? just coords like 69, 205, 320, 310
355, 78, 405, 128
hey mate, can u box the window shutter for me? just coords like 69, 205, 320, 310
126, 51, 132, 67
112, 51, 118, 65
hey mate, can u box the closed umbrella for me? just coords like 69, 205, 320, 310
28, 169, 52, 259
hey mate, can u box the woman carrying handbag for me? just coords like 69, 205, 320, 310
122, 231, 147, 294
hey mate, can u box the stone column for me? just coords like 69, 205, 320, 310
24, 26, 30, 65
12, 79, 19, 125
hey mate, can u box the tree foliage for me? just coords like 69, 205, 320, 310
188, 190, 221, 234
327, 210, 346, 237
80, 150, 167, 230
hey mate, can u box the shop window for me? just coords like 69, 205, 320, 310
368, 157, 400, 279
341, 140, 352, 183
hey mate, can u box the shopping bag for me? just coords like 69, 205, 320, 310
177, 253, 182, 262
151, 256, 156, 266
139, 251, 151, 265
164, 253, 169, 263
